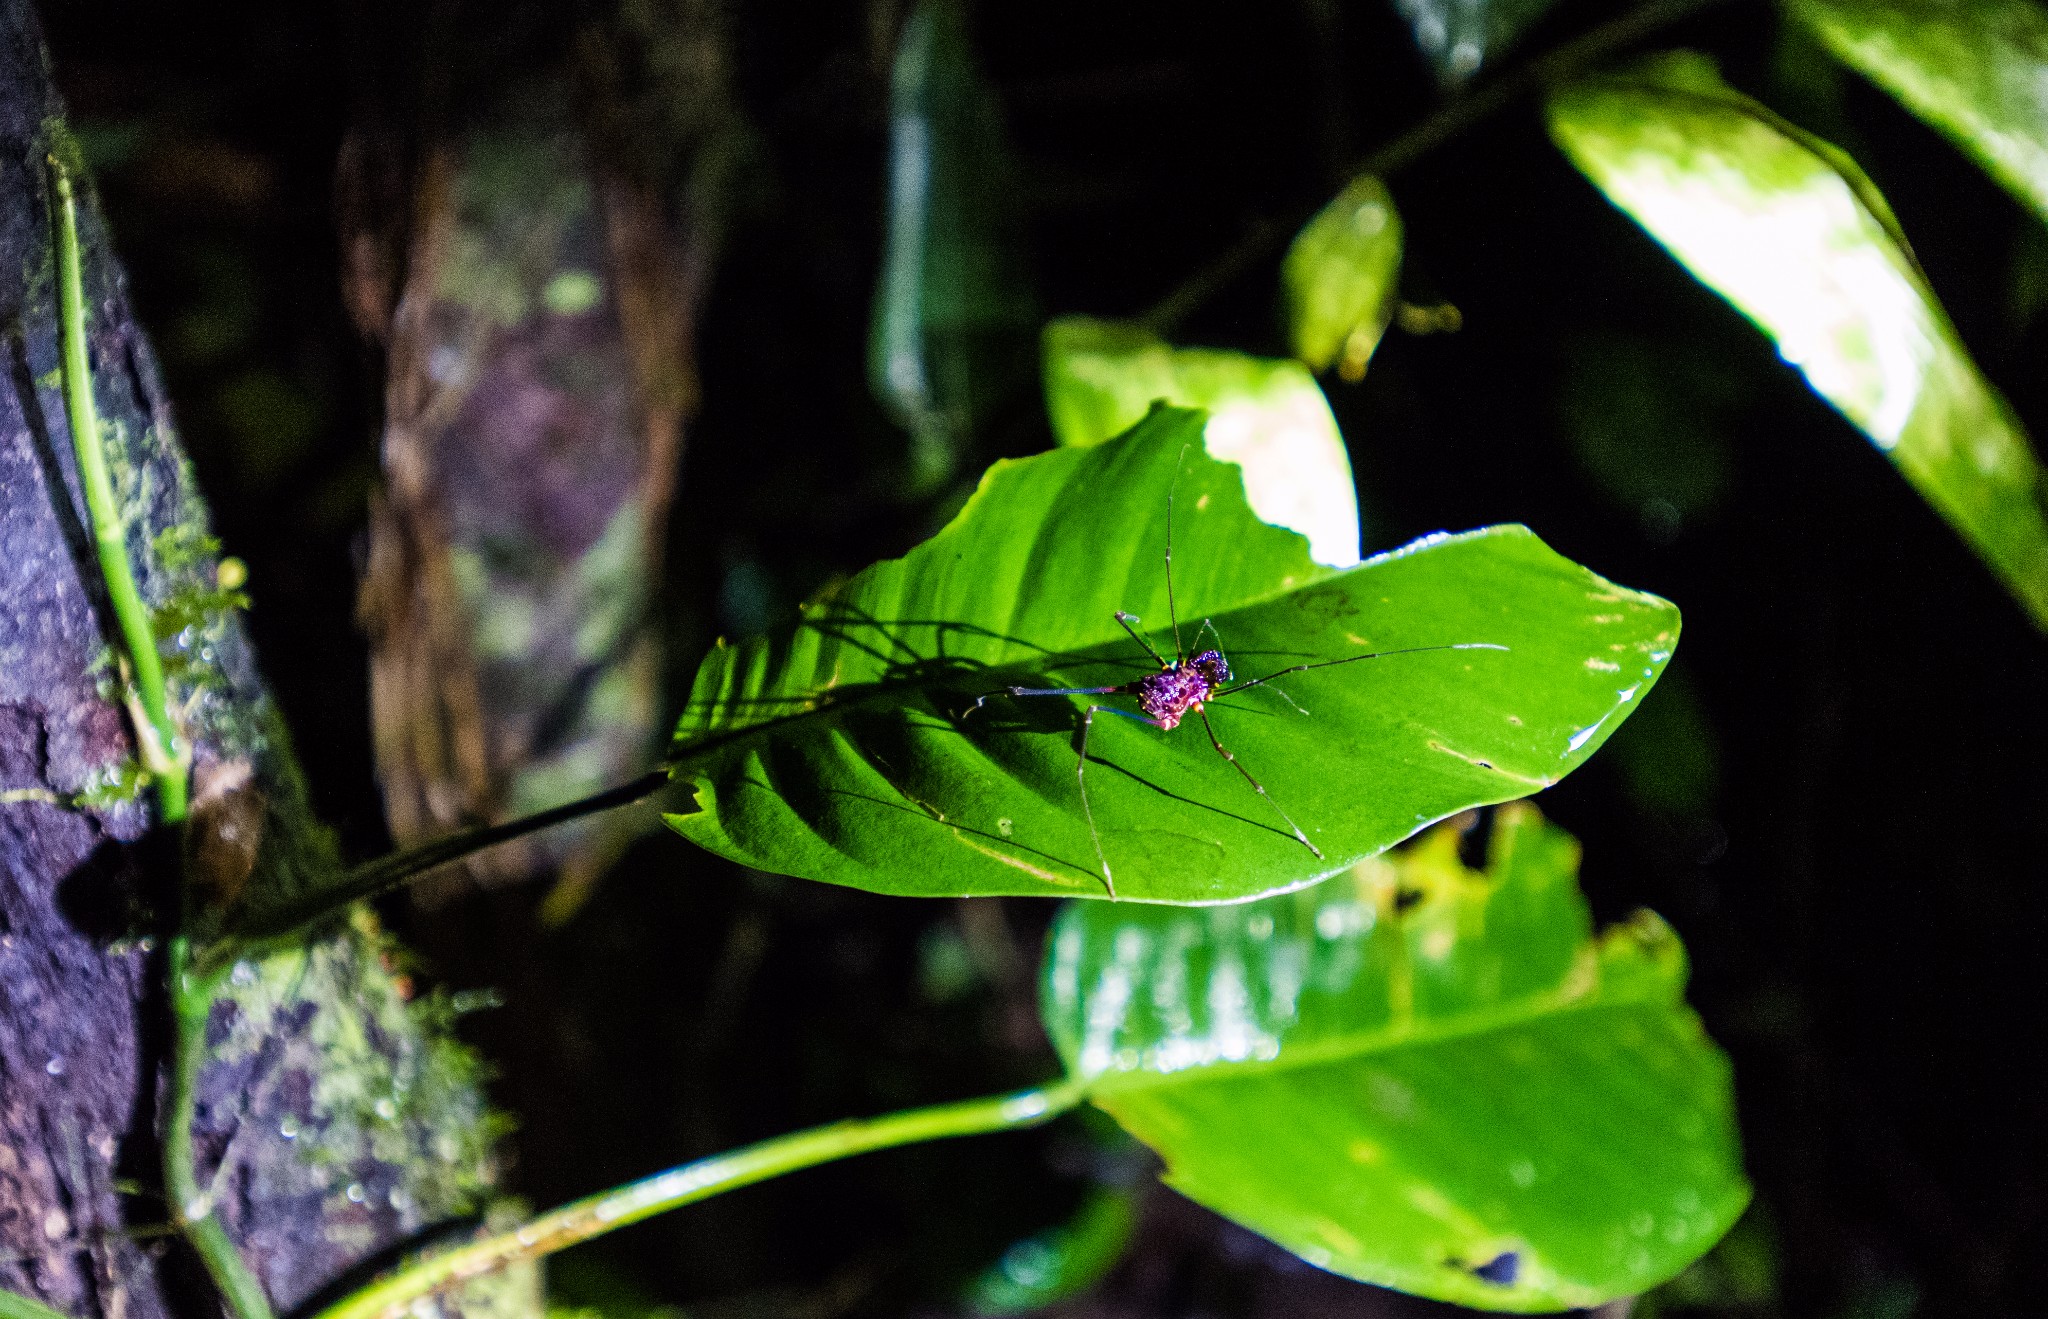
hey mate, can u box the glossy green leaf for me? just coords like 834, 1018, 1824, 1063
1549, 52, 2048, 628
1042, 316, 1361, 567
665, 408, 1676, 903
1394, 0, 1567, 83
1283, 175, 1404, 382
1041, 804, 1748, 1311
963, 1185, 1140, 1314
1798, 0, 2048, 223
870, 0, 1038, 489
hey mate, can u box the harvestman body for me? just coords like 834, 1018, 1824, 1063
967, 451, 1503, 897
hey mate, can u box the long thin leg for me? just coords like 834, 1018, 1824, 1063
1076, 704, 1164, 899
1163, 444, 1189, 661
1255, 682, 1311, 716
1189, 617, 1304, 712
1196, 705, 1321, 859
1114, 611, 1171, 669
1215, 642, 1508, 699
964, 684, 1120, 718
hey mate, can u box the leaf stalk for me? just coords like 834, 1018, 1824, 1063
308, 1078, 1088, 1319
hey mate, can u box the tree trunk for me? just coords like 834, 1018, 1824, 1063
0, 6, 521, 1316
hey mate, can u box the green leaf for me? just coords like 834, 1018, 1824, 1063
1549, 52, 2048, 628
1042, 316, 1361, 567
1041, 804, 1748, 1311
1797, 0, 2048, 224
665, 408, 1677, 903
1283, 175, 1404, 381
869, 0, 1039, 490
1393, 0, 1568, 83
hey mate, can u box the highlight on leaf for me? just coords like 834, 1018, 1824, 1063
1548, 50, 2048, 629
1040, 803, 1748, 1311
1041, 315, 1361, 568
664, 407, 1677, 905
1797, 0, 2048, 225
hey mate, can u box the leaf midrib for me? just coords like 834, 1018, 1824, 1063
671, 525, 1540, 761
671, 568, 1349, 763
1072, 954, 1676, 1099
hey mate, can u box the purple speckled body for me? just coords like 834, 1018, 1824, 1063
1133, 649, 1233, 729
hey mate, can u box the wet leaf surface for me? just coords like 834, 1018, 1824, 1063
1041, 805, 1748, 1310
1550, 52, 2048, 628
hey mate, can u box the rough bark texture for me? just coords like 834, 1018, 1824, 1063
0, 6, 517, 1316
347, 1, 731, 921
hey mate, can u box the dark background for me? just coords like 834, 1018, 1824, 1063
37, 1, 2048, 1316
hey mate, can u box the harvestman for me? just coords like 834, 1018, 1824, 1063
967, 451, 1504, 897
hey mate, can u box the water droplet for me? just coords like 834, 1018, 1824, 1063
279, 1116, 300, 1140
44, 1056, 64, 1077
345, 1183, 366, 1204
374, 1097, 399, 1121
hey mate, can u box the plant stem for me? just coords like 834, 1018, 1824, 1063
0, 1290, 74, 1319
310, 1078, 1089, 1319
49, 156, 187, 823
229, 768, 674, 943
1141, 0, 1736, 334
51, 155, 267, 1319
166, 937, 277, 1319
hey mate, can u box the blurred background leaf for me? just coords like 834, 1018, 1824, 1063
1549, 51, 2048, 629
1284, 174, 1405, 381
869, 0, 1040, 493
1797, 0, 2048, 224
1041, 803, 1747, 1310
1042, 315, 1361, 566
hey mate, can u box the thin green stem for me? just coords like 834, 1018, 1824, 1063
227, 768, 673, 945
49, 156, 187, 823
1141, 0, 1736, 334
0, 1289, 74, 1319
167, 937, 277, 1319
310, 1078, 1089, 1319
51, 156, 265, 1319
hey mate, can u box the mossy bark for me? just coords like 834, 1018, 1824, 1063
0, 6, 523, 1316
